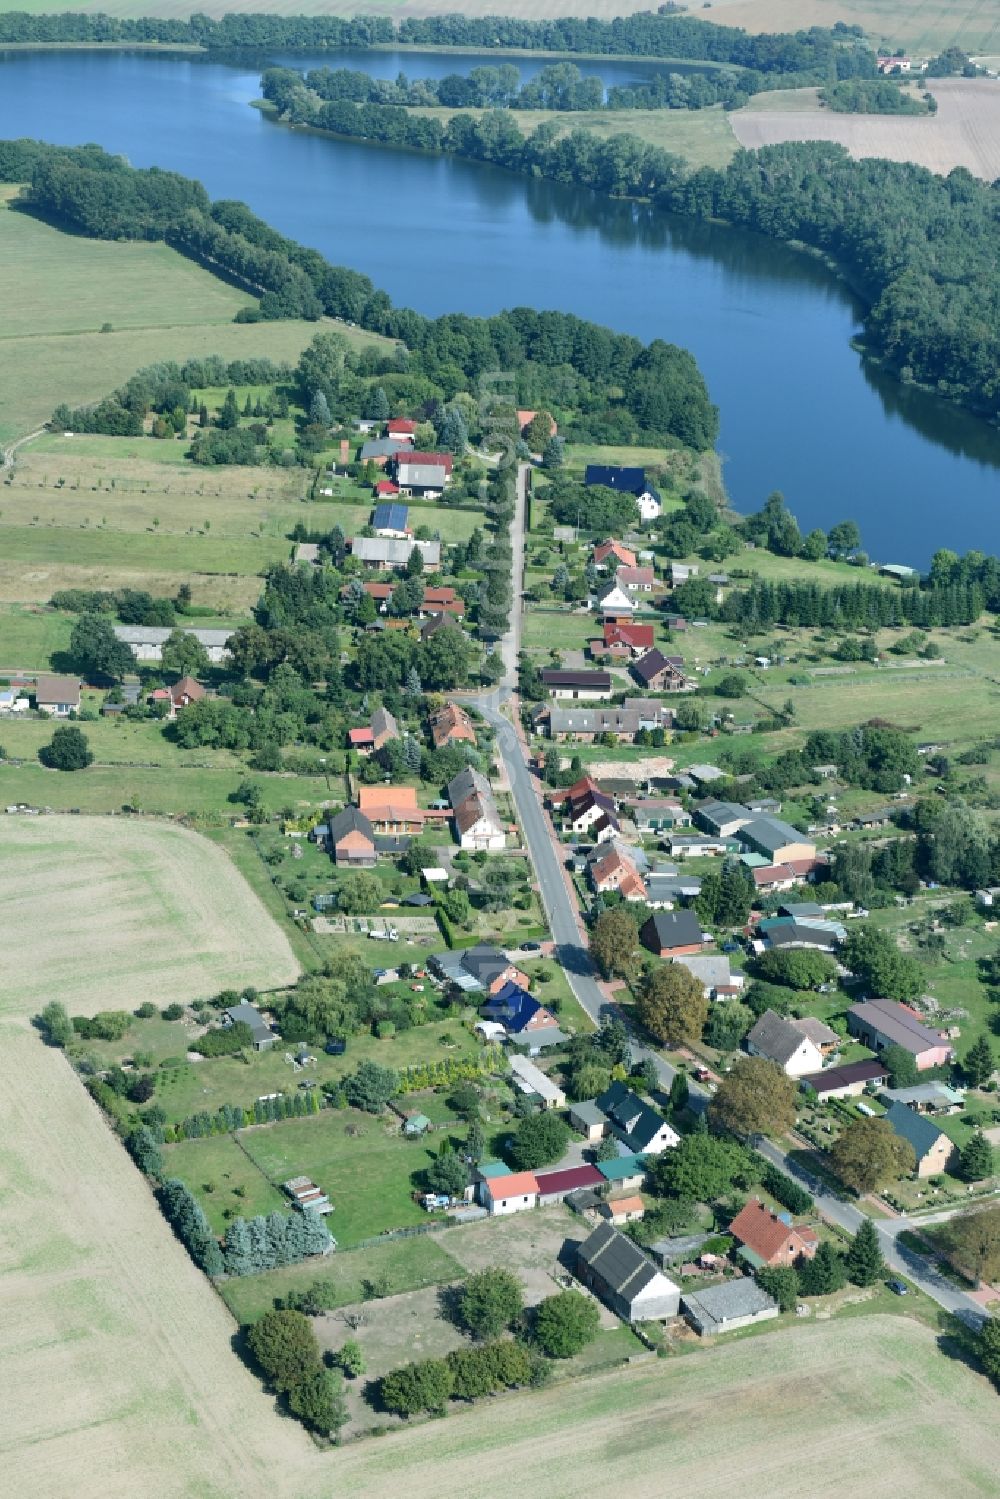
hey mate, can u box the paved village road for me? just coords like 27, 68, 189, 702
474, 475, 988, 1331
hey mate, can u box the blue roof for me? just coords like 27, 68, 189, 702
372, 501, 409, 532
585, 465, 646, 494
481, 982, 541, 1033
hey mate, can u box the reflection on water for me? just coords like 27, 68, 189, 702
1, 45, 999, 561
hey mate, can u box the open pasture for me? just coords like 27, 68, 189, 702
0, 815, 299, 1017
732, 77, 1000, 180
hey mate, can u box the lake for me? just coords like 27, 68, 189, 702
1, 45, 998, 564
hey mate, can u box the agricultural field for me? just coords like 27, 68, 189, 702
0, 188, 387, 446
731, 78, 1000, 181
0, 1022, 311, 1499
0, 815, 299, 1016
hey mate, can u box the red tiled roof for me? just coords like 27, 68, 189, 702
374, 479, 400, 495
397, 451, 454, 473
604, 621, 655, 650
349, 727, 375, 746
387, 418, 417, 434
729, 1198, 812, 1261
488, 1171, 540, 1199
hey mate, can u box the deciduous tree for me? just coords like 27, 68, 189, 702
637, 964, 709, 1046
508, 1110, 569, 1170
533, 1290, 599, 1358
708, 1056, 797, 1138
590, 907, 640, 982
829, 1116, 915, 1194
459, 1268, 524, 1340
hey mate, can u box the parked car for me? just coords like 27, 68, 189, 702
521, 940, 541, 952
887, 1279, 908, 1296
324, 1037, 347, 1056
368, 928, 399, 942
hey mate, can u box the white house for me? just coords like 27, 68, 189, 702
113, 626, 231, 665
32, 674, 81, 716
447, 767, 505, 852
745, 1009, 824, 1078
483, 1171, 540, 1216
637, 488, 662, 522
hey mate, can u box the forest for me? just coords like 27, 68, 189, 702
268, 60, 754, 117
820, 78, 933, 114
0, 10, 874, 85
253, 86, 1000, 416
0, 138, 719, 451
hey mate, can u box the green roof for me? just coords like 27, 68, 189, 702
597, 1154, 647, 1182
404, 1113, 431, 1134
479, 1160, 512, 1178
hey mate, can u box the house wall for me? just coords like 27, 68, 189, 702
549, 684, 614, 700
700, 1305, 780, 1336
915, 1136, 958, 1178
657, 941, 704, 959
570, 1113, 605, 1142
630, 1280, 680, 1321
488, 1191, 537, 1216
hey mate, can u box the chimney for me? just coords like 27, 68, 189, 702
340, 439, 349, 464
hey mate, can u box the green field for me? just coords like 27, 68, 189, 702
406, 101, 739, 168
220, 1231, 463, 1325
0, 190, 387, 444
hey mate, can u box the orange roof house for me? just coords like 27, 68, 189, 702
430, 702, 477, 750
593, 539, 637, 570
728, 1198, 818, 1268
483, 1171, 540, 1215
357, 784, 426, 834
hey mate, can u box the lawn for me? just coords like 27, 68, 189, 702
306, 499, 484, 542
0, 760, 334, 816
0, 815, 299, 1017
142, 1016, 480, 1126
219, 1231, 463, 1325
0, 602, 73, 667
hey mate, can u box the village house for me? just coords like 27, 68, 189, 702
589, 844, 647, 902
393, 450, 454, 496
616, 564, 657, 595
357, 785, 426, 835
447, 766, 505, 852
570, 1100, 608, 1142
604, 1195, 646, 1226
113, 625, 231, 665
682, 1279, 779, 1337
540, 698, 674, 744
745, 1009, 824, 1078
753, 917, 840, 954
799, 1058, 889, 1100
386, 417, 417, 443
222, 1001, 275, 1052
667, 832, 736, 858
431, 944, 529, 996
594, 579, 636, 618
326, 806, 378, 868
148, 675, 207, 720
641, 909, 705, 958
347, 725, 376, 756
590, 621, 655, 660
672, 953, 745, 1000
481, 982, 561, 1050
32, 673, 82, 716
847, 998, 954, 1071
728, 1197, 818, 1269
371, 500, 411, 538
879, 1082, 965, 1114
584, 465, 662, 522
576, 1221, 680, 1322
596, 1081, 680, 1155
556, 776, 619, 835
593, 538, 637, 571
360, 437, 405, 467
373, 478, 400, 499
351, 537, 441, 571
540, 668, 614, 701
429, 702, 477, 749
631, 649, 692, 692
645, 869, 703, 909
884, 1101, 958, 1178
419, 586, 465, 619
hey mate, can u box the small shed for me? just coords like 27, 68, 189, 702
403, 1112, 431, 1137
570, 1100, 607, 1142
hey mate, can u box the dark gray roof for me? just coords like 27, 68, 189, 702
764, 923, 837, 951
577, 1220, 659, 1299
595, 1081, 668, 1152
642, 909, 703, 951
328, 806, 375, 846
847, 998, 947, 1056
884, 1100, 946, 1162
372, 501, 409, 532
360, 437, 405, 460
682, 1278, 777, 1333
460, 944, 510, 985
224, 1002, 271, 1043
738, 815, 808, 855
746, 1008, 812, 1066
540, 669, 612, 690
800, 1059, 889, 1094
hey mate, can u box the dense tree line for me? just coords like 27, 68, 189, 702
0, 11, 873, 81
821, 78, 932, 113
2, 139, 716, 450
721, 577, 987, 630
50, 355, 292, 437
267, 60, 753, 119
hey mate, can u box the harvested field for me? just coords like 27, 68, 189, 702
0, 816, 299, 1016
317, 1314, 999, 1498
0, 1022, 310, 1499
731, 77, 1000, 180
673, 0, 1000, 54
